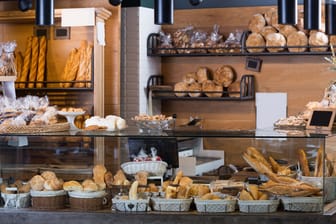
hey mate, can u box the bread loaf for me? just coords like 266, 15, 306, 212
188, 82, 202, 97
213, 65, 236, 87
264, 8, 277, 26
63, 180, 83, 191
246, 33, 265, 53
43, 178, 63, 191
298, 149, 310, 176
196, 66, 210, 83
29, 175, 45, 191
248, 13, 266, 33
260, 26, 277, 39
266, 33, 286, 52
61, 48, 80, 88
309, 31, 329, 52
28, 36, 39, 88
278, 24, 298, 38
174, 81, 189, 97
287, 31, 308, 52
41, 171, 57, 180
36, 35, 47, 88
85, 43, 93, 88
82, 179, 99, 192
18, 36, 32, 88
183, 72, 197, 84
202, 80, 223, 97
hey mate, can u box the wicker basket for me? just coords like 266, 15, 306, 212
112, 197, 150, 212
30, 190, 67, 209
238, 199, 279, 213
150, 197, 193, 212
194, 198, 237, 213
121, 161, 167, 176
280, 196, 323, 212
0, 122, 70, 134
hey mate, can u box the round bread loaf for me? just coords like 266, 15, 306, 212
309, 31, 329, 52
278, 24, 298, 38
188, 82, 202, 97
287, 31, 308, 52
264, 8, 277, 26
174, 81, 189, 97
213, 65, 236, 87
228, 81, 241, 97
30, 175, 45, 191
260, 26, 277, 39
196, 66, 211, 83
202, 80, 223, 97
246, 33, 265, 53
183, 72, 197, 84
266, 33, 286, 52
248, 13, 266, 33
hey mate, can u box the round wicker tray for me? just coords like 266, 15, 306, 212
0, 122, 70, 134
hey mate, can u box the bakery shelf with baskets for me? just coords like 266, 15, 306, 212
146, 74, 255, 101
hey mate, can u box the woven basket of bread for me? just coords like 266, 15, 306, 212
0, 122, 70, 134
194, 197, 237, 213
238, 199, 279, 213
121, 161, 168, 176
280, 196, 323, 212
150, 197, 193, 212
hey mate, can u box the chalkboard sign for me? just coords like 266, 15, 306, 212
306, 108, 336, 131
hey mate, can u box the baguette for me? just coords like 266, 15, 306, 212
28, 36, 39, 88
18, 36, 32, 88
74, 40, 88, 87
36, 35, 47, 88
298, 149, 310, 176
60, 48, 80, 88
129, 181, 139, 200
314, 147, 323, 177
85, 43, 93, 87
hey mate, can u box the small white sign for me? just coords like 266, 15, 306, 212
61, 8, 95, 27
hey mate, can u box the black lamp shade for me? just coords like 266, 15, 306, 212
278, 0, 297, 25
36, 0, 54, 26
326, 1, 336, 35
154, 0, 174, 25
304, 0, 321, 30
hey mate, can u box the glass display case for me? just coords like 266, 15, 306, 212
0, 127, 336, 224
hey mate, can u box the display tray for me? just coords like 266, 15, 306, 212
0, 122, 70, 134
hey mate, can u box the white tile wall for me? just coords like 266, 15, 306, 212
121, 7, 161, 122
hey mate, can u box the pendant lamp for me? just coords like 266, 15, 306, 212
278, 0, 297, 25
154, 0, 174, 25
326, 0, 336, 35
304, 0, 321, 30
36, 0, 54, 26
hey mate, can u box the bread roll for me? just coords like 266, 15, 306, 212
183, 72, 197, 84
278, 24, 298, 38
264, 8, 277, 26
196, 67, 210, 83
93, 164, 107, 190
260, 26, 277, 39
28, 36, 39, 88
112, 169, 128, 185
213, 65, 236, 87
44, 178, 63, 191
41, 171, 57, 181
63, 180, 83, 191
36, 35, 47, 88
266, 33, 286, 52
248, 13, 266, 33
82, 179, 99, 192
30, 175, 45, 191
202, 80, 223, 97
18, 36, 32, 88
287, 31, 308, 52
309, 31, 329, 52
245, 33, 265, 53
174, 81, 189, 97
188, 82, 202, 97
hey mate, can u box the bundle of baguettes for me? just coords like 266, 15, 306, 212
16, 35, 47, 88
60, 40, 93, 88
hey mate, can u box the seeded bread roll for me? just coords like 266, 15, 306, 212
246, 33, 265, 53
266, 33, 286, 52
188, 82, 202, 97
248, 13, 266, 33
309, 31, 329, 52
287, 31, 308, 52
260, 26, 277, 39
202, 80, 223, 97
174, 81, 189, 97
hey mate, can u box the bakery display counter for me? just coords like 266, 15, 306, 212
1, 128, 336, 224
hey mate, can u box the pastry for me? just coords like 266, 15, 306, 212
266, 33, 286, 52
93, 164, 107, 190
287, 31, 308, 52
248, 13, 266, 33
213, 65, 236, 87
245, 33, 265, 53
188, 82, 202, 97
202, 80, 223, 97
239, 189, 254, 200
63, 180, 83, 191
174, 81, 189, 97
309, 31, 329, 52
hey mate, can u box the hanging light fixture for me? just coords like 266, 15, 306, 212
326, 0, 336, 35
154, 0, 174, 25
36, 0, 54, 26
304, 0, 321, 30
278, 0, 297, 25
